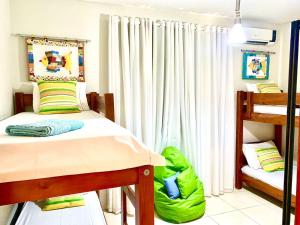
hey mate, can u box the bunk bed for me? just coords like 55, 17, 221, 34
0, 92, 164, 225
235, 91, 298, 207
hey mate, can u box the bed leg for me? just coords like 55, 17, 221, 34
235, 91, 244, 189
135, 165, 154, 225
121, 187, 128, 225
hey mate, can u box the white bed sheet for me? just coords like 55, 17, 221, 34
10, 192, 107, 225
241, 165, 297, 195
254, 105, 300, 116
0, 111, 130, 144
0, 111, 165, 183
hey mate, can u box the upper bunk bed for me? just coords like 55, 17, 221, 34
0, 92, 164, 225
235, 91, 299, 207
236, 91, 300, 126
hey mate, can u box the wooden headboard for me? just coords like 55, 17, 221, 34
14, 92, 115, 122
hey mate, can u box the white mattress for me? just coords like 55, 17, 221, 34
254, 105, 300, 116
9, 192, 107, 225
0, 111, 130, 144
0, 111, 165, 183
241, 165, 297, 195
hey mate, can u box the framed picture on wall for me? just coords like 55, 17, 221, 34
242, 52, 270, 80
26, 38, 85, 81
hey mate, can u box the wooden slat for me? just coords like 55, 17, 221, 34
252, 93, 300, 105
242, 174, 296, 207
0, 168, 139, 206
123, 186, 136, 207
245, 113, 299, 127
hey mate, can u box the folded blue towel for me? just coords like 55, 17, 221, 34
5, 119, 84, 137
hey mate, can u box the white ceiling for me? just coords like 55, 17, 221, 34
83, 0, 300, 24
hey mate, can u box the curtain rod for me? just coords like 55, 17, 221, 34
11, 33, 91, 43
110, 15, 226, 29
241, 49, 276, 54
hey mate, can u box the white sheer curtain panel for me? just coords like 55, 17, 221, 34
106, 15, 235, 213
106, 15, 154, 214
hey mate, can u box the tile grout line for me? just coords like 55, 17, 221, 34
209, 195, 262, 225
206, 208, 239, 217
207, 215, 220, 225
219, 192, 264, 210
239, 209, 262, 225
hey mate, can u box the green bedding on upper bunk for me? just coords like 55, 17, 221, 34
154, 146, 206, 224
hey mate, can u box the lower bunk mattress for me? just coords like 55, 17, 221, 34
254, 105, 300, 115
8, 192, 107, 225
241, 165, 297, 195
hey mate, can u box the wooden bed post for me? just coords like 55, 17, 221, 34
121, 188, 128, 225
15, 92, 25, 114
246, 92, 253, 119
104, 93, 115, 122
235, 91, 245, 189
135, 165, 154, 225
274, 125, 283, 155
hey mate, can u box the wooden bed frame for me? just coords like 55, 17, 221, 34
236, 91, 297, 207
0, 92, 154, 225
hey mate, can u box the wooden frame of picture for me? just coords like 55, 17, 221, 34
242, 52, 270, 80
26, 37, 85, 82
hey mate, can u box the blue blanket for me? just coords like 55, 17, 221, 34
5, 119, 84, 137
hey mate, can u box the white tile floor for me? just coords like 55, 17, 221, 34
104, 188, 295, 225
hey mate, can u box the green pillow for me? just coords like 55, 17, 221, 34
256, 147, 284, 172
176, 167, 198, 199
38, 80, 80, 114
256, 83, 281, 93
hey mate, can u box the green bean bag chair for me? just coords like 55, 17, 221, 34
154, 146, 206, 224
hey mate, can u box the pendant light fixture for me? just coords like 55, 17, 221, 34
229, 0, 246, 44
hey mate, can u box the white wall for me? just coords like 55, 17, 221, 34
0, 0, 14, 222
0, 0, 13, 119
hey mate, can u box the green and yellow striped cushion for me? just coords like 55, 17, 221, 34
256, 147, 284, 172
42, 195, 85, 211
38, 80, 80, 114
256, 83, 281, 93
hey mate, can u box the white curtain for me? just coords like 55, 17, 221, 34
106, 15, 235, 213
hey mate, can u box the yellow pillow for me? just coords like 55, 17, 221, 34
38, 80, 80, 114
42, 195, 85, 211
256, 83, 281, 93
256, 147, 284, 172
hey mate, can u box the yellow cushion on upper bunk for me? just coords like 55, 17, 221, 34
256, 83, 281, 93
256, 147, 284, 172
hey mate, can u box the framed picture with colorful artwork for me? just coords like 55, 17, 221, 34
242, 51, 270, 80
26, 38, 85, 81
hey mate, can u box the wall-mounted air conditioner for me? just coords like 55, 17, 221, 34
244, 27, 276, 45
